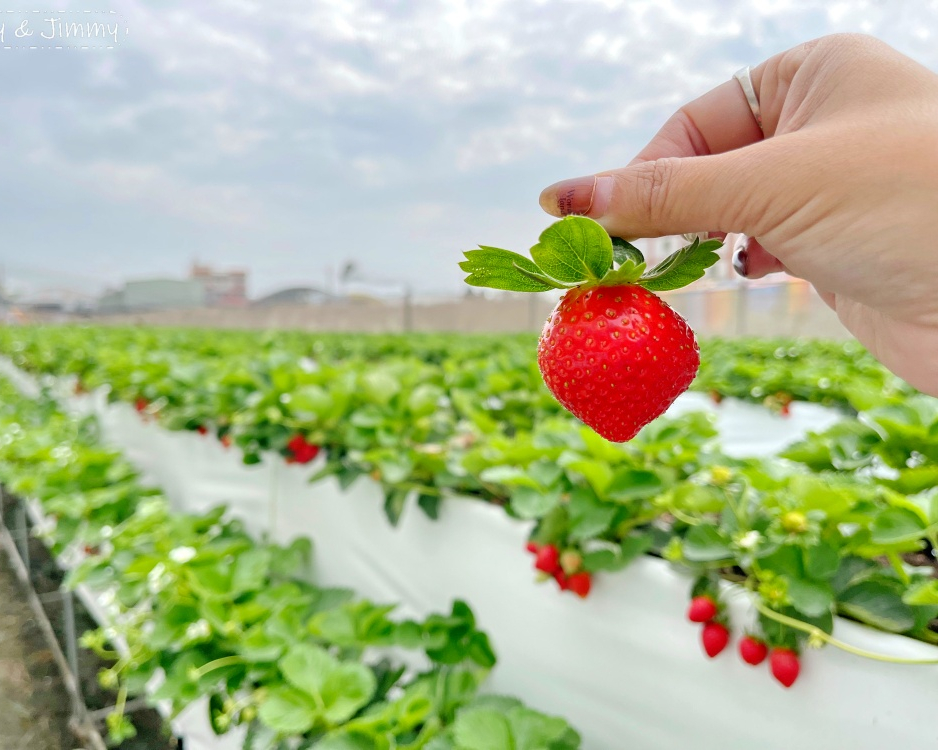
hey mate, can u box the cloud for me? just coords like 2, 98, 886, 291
3, 0, 938, 296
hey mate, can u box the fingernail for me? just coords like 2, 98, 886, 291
732, 247, 749, 277
540, 175, 613, 218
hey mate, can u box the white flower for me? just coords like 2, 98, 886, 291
736, 530, 762, 550
147, 563, 169, 594
185, 619, 211, 642
169, 546, 197, 564
100, 525, 114, 539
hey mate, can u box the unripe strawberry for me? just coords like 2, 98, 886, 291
687, 595, 718, 623
560, 550, 582, 574
739, 635, 769, 666
534, 544, 560, 575
566, 571, 592, 598
701, 622, 730, 658
780, 511, 809, 534
770, 648, 801, 687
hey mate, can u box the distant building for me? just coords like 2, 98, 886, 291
253, 286, 336, 307
98, 279, 206, 313
190, 263, 248, 307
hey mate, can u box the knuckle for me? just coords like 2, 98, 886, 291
632, 158, 680, 229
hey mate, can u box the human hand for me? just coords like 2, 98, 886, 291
538, 34, 938, 396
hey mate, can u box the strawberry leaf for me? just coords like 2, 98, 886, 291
530, 216, 613, 284
638, 238, 722, 292
600, 258, 646, 286
611, 237, 644, 266
460, 247, 562, 292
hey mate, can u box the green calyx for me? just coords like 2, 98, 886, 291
460, 216, 723, 293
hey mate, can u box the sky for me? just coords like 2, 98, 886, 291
1, 0, 936, 300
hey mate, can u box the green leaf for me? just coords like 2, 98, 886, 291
453, 708, 513, 750
280, 643, 336, 698
903, 579, 938, 606
605, 468, 664, 503
320, 663, 378, 724
785, 576, 834, 617
460, 247, 560, 292
611, 237, 644, 266
582, 533, 653, 572
231, 547, 272, 594
530, 217, 613, 283
600, 258, 647, 285
507, 707, 573, 750
870, 507, 927, 545
510, 487, 561, 519
682, 523, 733, 562
639, 238, 722, 292
258, 686, 317, 734
839, 580, 916, 633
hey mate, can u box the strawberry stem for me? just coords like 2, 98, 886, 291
754, 600, 938, 665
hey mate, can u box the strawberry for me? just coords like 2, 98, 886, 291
220, 434, 232, 448
770, 648, 801, 688
286, 434, 320, 464
687, 595, 718, 623
135, 397, 148, 413
538, 285, 699, 441
534, 544, 560, 575
461, 217, 721, 442
739, 635, 769, 666
197, 425, 208, 436
701, 622, 730, 658
553, 569, 569, 591
566, 571, 592, 598
560, 550, 582, 574
525, 541, 540, 555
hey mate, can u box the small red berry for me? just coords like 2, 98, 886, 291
525, 541, 540, 555
701, 622, 730, 658
770, 648, 800, 688
197, 425, 208, 435
739, 636, 769, 666
566, 572, 592, 598
553, 569, 569, 591
780, 403, 791, 418
135, 397, 148, 413
534, 544, 560, 575
687, 596, 718, 623
221, 435, 232, 448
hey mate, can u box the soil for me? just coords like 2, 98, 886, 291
0, 551, 82, 750
1, 497, 180, 750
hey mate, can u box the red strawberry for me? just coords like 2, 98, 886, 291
534, 544, 560, 575
780, 403, 791, 418
566, 571, 592, 598
770, 648, 800, 688
739, 636, 769, 666
525, 541, 540, 555
461, 218, 720, 442
538, 285, 699, 442
135, 397, 148, 413
286, 434, 320, 464
687, 596, 718, 623
197, 425, 208, 436
221, 435, 232, 448
553, 569, 569, 591
701, 622, 730, 658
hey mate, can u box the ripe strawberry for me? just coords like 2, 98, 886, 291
739, 636, 769, 666
553, 569, 569, 591
701, 622, 730, 658
770, 648, 801, 688
534, 544, 560, 575
286, 434, 320, 464
687, 595, 718, 623
197, 425, 208, 436
539, 285, 698, 441
525, 541, 540, 555
135, 397, 148, 413
566, 571, 592, 598
220, 434, 232, 448
461, 217, 721, 442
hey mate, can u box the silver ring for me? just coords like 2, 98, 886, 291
733, 66, 763, 131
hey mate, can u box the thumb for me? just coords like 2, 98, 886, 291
538, 143, 782, 239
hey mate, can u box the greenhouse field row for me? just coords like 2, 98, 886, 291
1, 327, 938, 748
